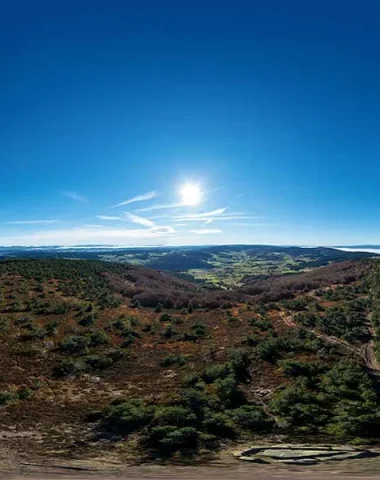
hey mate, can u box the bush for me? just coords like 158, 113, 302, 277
45, 319, 59, 336
155, 303, 163, 313
162, 324, 175, 339
102, 398, 154, 435
0, 316, 10, 332
160, 313, 172, 322
202, 411, 235, 437
146, 425, 199, 451
161, 355, 187, 367
56, 359, 85, 377
89, 331, 110, 347
60, 335, 90, 353
0, 391, 17, 405
17, 387, 33, 400
79, 313, 96, 327
229, 405, 272, 432
85, 354, 113, 370
279, 360, 327, 378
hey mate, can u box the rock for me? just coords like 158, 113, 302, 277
238, 445, 378, 465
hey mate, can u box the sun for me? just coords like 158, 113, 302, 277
179, 183, 203, 206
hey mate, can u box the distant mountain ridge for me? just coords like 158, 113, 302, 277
0, 244, 377, 288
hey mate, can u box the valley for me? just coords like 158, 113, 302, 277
0, 255, 380, 467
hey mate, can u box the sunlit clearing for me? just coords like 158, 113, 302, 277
180, 183, 203, 206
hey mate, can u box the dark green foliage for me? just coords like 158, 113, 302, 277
17, 386, 33, 400
101, 348, 272, 455
229, 405, 273, 431
60, 335, 90, 353
55, 359, 85, 377
279, 359, 328, 378
255, 337, 291, 362
99, 293, 122, 308
282, 297, 310, 311
0, 391, 17, 405
249, 317, 273, 332
191, 321, 207, 338
295, 302, 370, 344
270, 361, 380, 437
0, 316, 10, 331
146, 425, 199, 451
79, 313, 97, 327
162, 324, 175, 339
102, 398, 155, 435
294, 312, 318, 328
45, 319, 60, 336
155, 303, 163, 313
256, 329, 341, 363
88, 330, 110, 347
159, 313, 172, 322
85, 354, 113, 370
202, 364, 230, 383
161, 354, 187, 367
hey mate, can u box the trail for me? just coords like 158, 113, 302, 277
278, 310, 380, 374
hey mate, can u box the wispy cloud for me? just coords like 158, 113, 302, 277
175, 208, 258, 223
151, 225, 175, 234
124, 212, 155, 228
190, 229, 222, 235
5, 219, 57, 225
178, 208, 227, 219
137, 202, 183, 212
112, 191, 157, 208
96, 215, 122, 221
61, 191, 89, 202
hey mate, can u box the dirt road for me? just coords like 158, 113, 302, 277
2, 458, 380, 480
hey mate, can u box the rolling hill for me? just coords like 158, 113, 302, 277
1, 257, 380, 463
0, 244, 376, 288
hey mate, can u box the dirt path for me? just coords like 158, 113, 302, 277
361, 340, 380, 371
2, 464, 380, 479
278, 309, 380, 373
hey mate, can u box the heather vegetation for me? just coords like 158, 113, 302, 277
1, 257, 380, 459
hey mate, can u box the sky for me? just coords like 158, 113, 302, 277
1, 0, 380, 247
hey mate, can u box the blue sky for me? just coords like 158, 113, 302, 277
1, 0, 380, 246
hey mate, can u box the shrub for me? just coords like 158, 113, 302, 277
202, 411, 235, 437
56, 359, 85, 377
162, 324, 175, 339
146, 425, 199, 451
155, 303, 163, 313
161, 355, 187, 367
229, 405, 273, 432
202, 364, 230, 383
45, 319, 59, 336
279, 360, 327, 378
79, 313, 96, 327
190, 322, 207, 339
85, 354, 113, 370
0, 316, 10, 332
0, 391, 17, 405
17, 387, 33, 400
160, 313, 172, 322
88, 331, 110, 347
102, 398, 154, 435
60, 335, 90, 353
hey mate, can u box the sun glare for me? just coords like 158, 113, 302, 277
180, 183, 203, 206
